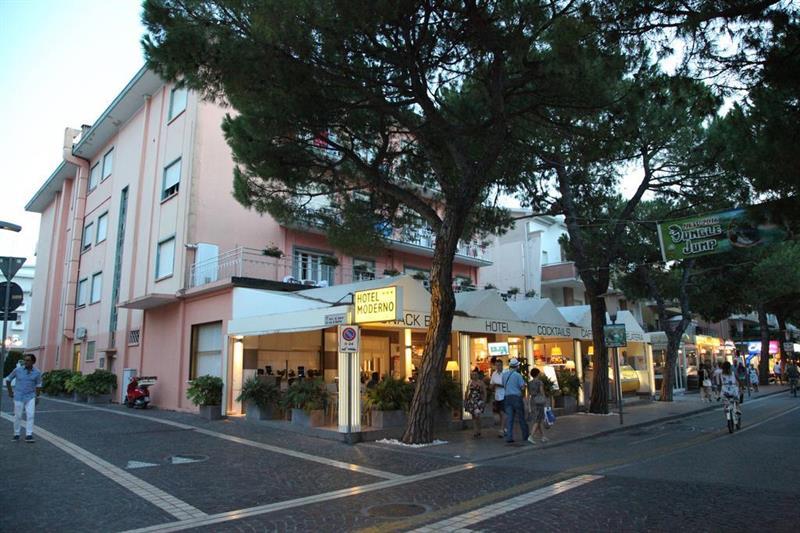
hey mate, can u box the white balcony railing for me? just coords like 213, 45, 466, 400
390, 226, 489, 261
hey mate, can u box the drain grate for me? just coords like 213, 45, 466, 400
365, 503, 428, 518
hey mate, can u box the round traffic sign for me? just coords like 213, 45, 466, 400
341, 327, 357, 342
0, 281, 23, 312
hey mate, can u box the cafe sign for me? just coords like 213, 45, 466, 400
657, 203, 788, 262
353, 286, 402, 324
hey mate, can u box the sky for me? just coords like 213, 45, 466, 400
0, 0, 147, 267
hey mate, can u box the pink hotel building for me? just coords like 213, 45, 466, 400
25, 67, 488, 413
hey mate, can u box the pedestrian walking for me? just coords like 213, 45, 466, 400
463, 371, 487, 437
526, 368, 548, 444
712, 362, 723, 401
698, 363, 713, 403
501, 358, 529, 444
749, 365, 759, 392
489, 357, 507, 438
736, 361, 748, 403
773, 361, 782, 384
4, 354, 43, 443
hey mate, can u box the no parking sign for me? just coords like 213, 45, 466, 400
338, 325, 360, 353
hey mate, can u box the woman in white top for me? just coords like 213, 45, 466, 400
720, 361, 741, 428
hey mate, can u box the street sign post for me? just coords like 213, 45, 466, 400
1, 256, 26, 418
604, 322, 626, 425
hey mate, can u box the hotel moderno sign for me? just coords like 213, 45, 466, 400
353, 286, 403, 323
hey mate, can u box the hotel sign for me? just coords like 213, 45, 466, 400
353, 287, 402, 324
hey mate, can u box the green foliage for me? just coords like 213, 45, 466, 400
262, 245, 284, 258
42, 369, 77, 395
186, 375, 224, 406
284, 378, 329, 412
436, 374, 462, 410
3, 351, 23, 377
539, 374, 557, 398
366, 377, 414, 412
525, 290, 537, 298
555, 369, 582, 399
507, 287, 520, 297
83, 370, 118, 396
65, 373, 86, 394
236, 377, 281, 409
383, 268, 400, 277
484, 283, 496, 290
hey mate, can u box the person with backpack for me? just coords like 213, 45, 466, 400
526, 368, 548, 444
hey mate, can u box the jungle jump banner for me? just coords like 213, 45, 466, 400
657, 204, 789, 262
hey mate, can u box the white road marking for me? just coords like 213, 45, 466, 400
42, 397, 401, 480
410, 474, 603, 532
124, 463, 477, 533
127, 460, 160, 469
1, 413, 206, 521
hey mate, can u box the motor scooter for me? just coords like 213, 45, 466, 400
125, 376, 157, 409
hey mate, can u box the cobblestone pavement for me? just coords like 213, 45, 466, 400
2, 391, 798, 532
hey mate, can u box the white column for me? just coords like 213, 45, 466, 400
525, 337, 535, 365
574, 340, 584, 407
459, 333, 471, 420
646, 343, 656, 397
404, 328, 413, 380
337, 350, 362, 433
231, 338, 244, 415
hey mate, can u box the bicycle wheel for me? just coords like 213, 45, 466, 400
727, 411, 734, 433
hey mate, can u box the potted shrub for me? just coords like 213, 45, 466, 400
525, 289, 537, 298
365, 377, 414, 429
284, 378, 329, 427
237, 377, 281, 421
507, 287, 520, 300
262, 245, 284, 258
411, 271, 428, 281
65, 373, 87, 402
484, 283, 496, 290
554, 369, 581, 413
435, 374, 462, 427
42, 369, 74, 397
84, 370, 117, 404
187, 375, 224, 420
383, 268, 400, 277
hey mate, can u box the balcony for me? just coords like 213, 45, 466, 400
541, 261, 584, 290
386, 226, 491, 267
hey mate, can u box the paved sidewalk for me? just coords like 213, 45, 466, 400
368, 384, 790, 462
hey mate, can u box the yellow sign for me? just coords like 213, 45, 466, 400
353, 287, 402, 323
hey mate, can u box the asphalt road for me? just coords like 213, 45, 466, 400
1, 392, 798, 532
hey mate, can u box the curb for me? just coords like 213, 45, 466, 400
480, 387, 789, 461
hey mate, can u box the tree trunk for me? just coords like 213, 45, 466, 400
402, 213, 463, 444
660, 334, 680, 402
588, 296, 610, 413
757, 304, 770, 385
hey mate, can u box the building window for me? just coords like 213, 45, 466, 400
292, 249, 335, 285
352, 258, 375, 281
156, 237, 176, 279
90, 272, 102, 304
77, 278, 88, 307
85, 340, 95, 362
96, 212, 108, 244
82, 222, 94, 251
162, 158, 181, 200
542, 250, 549, 265
102, 148, 114, 180
168, 86, 188, 120
88, 163, 101, 191
190, 322, 222, 379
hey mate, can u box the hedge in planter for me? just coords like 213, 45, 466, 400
84, 370, 117, 403
187, 375, 224, 420
366, 377, 414, 428
284, 378, 328, 427
435, 374, 463, 425
65, 373, 87, 402
42, 369, 76, 396
237, 377, 281, 421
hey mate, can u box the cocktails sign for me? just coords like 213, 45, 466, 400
657, 204, 788, 262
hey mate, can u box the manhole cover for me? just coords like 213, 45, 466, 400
166, 454, 209, 465
365, 503, 428, 518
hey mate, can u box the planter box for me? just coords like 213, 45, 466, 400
199, 404, 224, 420
370, 409, 407, 429
554, 395, 577, 414
86, 393, 112, 404
245, 401, 275, 421
291, 408, 325, 427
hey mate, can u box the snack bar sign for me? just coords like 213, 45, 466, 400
353, 286, 402, 323
657, 204, 788, 262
